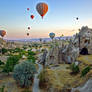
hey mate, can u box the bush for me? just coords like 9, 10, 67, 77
0, 60, 4, 65
27, 56, 36, 63
70, 62, 80, 74
28, 50, 36, 56
38, 70, 46, 88
81, 66, 91, 77
0, 85, 5, 92
13, 61, 36, 88
3, 55, 20, 74
1, 48, 7, 54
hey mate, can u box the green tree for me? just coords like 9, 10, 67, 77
1, 48, 7, 54
70, 62, 80, 74
0, 60, 4, 65
81, 66, 91, 77
13, 61, 36, 88
3, 55, 20, 75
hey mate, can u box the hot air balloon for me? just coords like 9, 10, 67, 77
49, 32, 55, 40
27, 8, 30, 11
27, 33, 29, 36
0, 30, 6, 37
30, 15, 34, 19
36, 2, 48, 19
76, 17, 79, 20
28, 27, 30, 30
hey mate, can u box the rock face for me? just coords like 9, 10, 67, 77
46, 26, 92, 65
79, 26, 92, 54
46, 45, 63, 65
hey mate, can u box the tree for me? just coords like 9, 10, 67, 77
70, 62, 80, 74
0, 60, 4, 65
81, 66, 91, 77
13, 61, 36, 88
3, 55, 20, 75
1, 48, 7, 54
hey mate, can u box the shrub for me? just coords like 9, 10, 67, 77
0, 85, 5, 92
0, 60, 4, 65
28, 50, 36, 56
27, 56, 36, 63
3, 55, 20, 74
70, 62, 80, 74
1, 48, 7, 54
38, 70, 46, 88
81, 66, 91, 77
13, 61, 36, 88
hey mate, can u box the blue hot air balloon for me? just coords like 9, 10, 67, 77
49, 32, 55, 40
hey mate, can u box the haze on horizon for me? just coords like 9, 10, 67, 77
0, 0, 92, 39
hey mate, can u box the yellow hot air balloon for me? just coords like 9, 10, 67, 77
36, 2, 48, 19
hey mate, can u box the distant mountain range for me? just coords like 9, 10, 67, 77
4, 36, 72, 42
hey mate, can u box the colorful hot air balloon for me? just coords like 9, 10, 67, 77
36, 2, 48, 19
0, 30, 6, 37
30, 15, 34, 19
28, 27, 30, 30
27, 33, 29, 36
49, 32, 55, 40
27, 8, 30, 11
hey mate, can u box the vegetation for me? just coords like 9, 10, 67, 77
70, 62, 80, 74
13, 61, 36, 88
1, 48, 7, 54
22, 89, 32, 92
81, 66, 91, 77
0, 85, 5, 92
27, 50, 36, 63
3, 55, 20, 74
0, 60, 4, 65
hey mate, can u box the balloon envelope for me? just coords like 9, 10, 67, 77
76, 17, 79, 20
30, 15, 34, 19
0, 30, 6, 37
27, 33, 29, 36
27, 8, 30, 11
28, 27, 30, 30
49, 32, 55, 39
36, 2, 48, 18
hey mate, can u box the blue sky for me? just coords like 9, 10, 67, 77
0, 0, 92, 39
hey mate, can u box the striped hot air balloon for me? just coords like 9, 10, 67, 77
36, 2, 48, 19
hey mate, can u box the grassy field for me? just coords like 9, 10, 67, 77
40, 55, 92, 91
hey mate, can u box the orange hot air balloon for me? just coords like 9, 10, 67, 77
28, 27, 30, 30
0, 30, 6, 37
36, 2, 48, 19
27, 33, 29, 36
30, 15, 34, 19
27, 8, 30, 11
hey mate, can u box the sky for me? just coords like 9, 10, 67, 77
0, 0, 92, 39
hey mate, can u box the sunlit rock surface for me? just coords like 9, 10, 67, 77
46, 26, 92, 65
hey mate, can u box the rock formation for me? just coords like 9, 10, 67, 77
46, 26, 92, 65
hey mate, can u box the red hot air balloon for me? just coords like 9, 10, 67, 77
30, 15, 34, 19
27, 8, 30, 11
0, 30, 6, 37
36, 2, 48, 19
28, 27, 30, 30
27, 33, 29, 36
